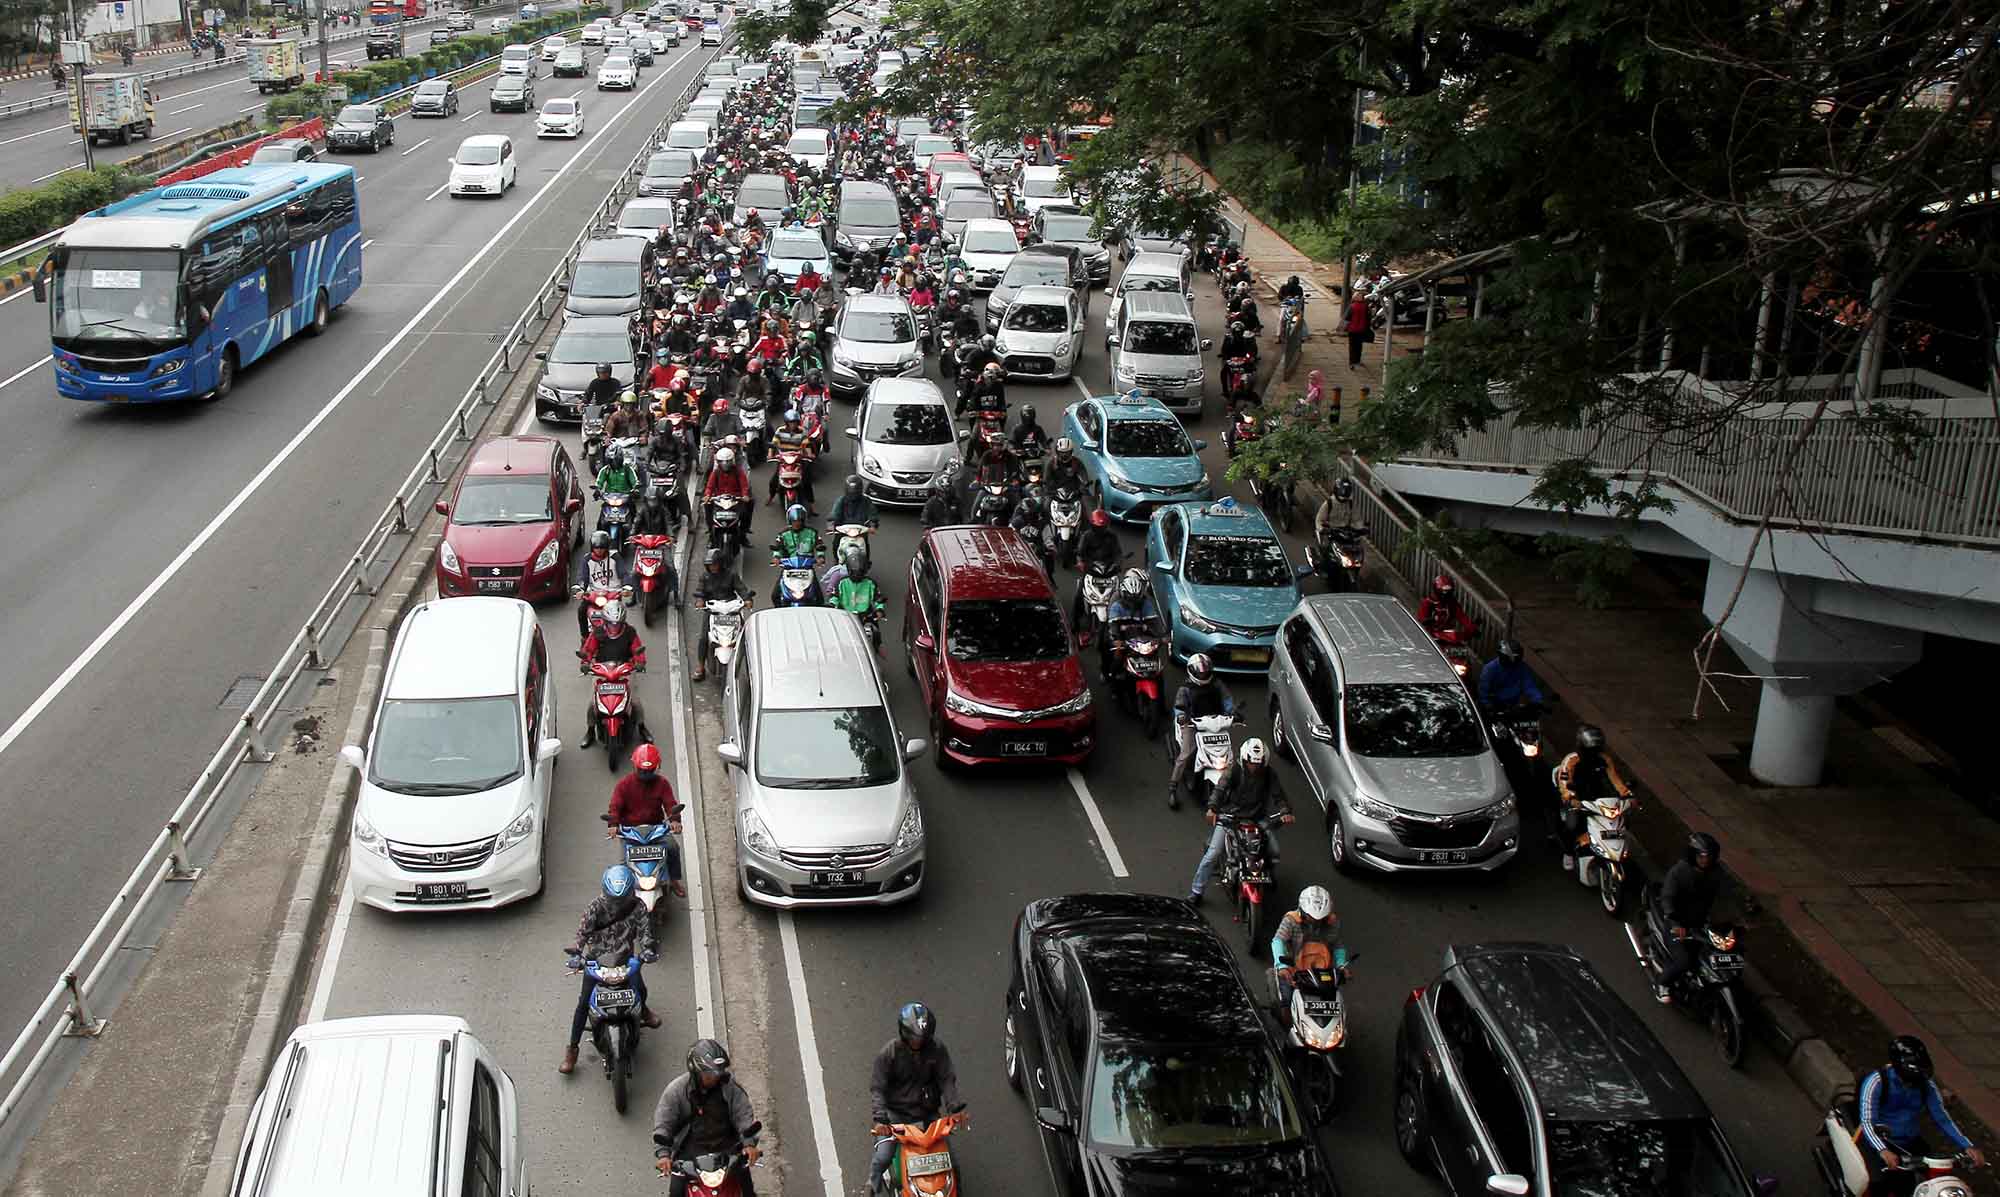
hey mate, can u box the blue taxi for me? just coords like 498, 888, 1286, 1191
1147, 497, 1304, 671
1060, 390, 1210, 524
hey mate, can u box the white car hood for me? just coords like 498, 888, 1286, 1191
452, 163, 503, 184
752, 783, 909, 850
359, 775, 529, 845
998, 327, 1072, 353
961, 249, 1016, 273
862, 438, 956, 475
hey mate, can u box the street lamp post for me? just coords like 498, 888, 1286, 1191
63, 0, 96, 172
1339, 42, 1364, 309
314, 0, 330, 80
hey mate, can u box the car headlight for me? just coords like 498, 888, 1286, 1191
1198, 472, 1211, 489
741, 810, 779, 858
1105, 473, 1142, 494
943, 689, 1013, 719
1479, 794, 1518, 819
536, 383, 557, 399
1185, 368, 1205, 383
150, 357, 185, 377
533, 538, 561, 573
836, 230, 856, 248
861, 454, 884, 475
1053, 339, 1072, 356
494, 808, 537, 854
1348, 792, 1397, 822
352, 813, 389, 858
1177, 599, 1220, 635
1047, 689, 1092, 716
439, 539, 461, 574
891, 803, 924, 853
899, 354, 921, 370
1114, 362, 1135, 381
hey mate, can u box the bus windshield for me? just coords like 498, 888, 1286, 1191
50, 247, 185, 351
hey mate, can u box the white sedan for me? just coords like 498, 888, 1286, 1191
596, 55, 636, 90
536, 98, 585, 138
448, 134, 517, 197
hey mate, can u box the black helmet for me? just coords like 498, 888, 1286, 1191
1576, 724, 1605, 752
590, 531, 612, 552
979, 333, 995, 351
1888, 1035, 1934, 1086
1020, 404, 1036, 424
704, 547, 725, 570
845, 547, 869, 578
596, 362, 614, 376
1497, 639, 1523, 665
1687, 831, 1721, 864
931, 473, 955, 496
807, 368, 825, 386
1331, 477, 1356, 504
686, 1037, 732, 1085
1017, 496, 1040, 520
845, 475, 864, 500
897, 1001, 936, 1050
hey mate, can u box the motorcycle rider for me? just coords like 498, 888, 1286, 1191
1417, 573, 1475, 640
690, 549, 752, 681
583, 361, 624, 412
768, 408, 818, 510
942, 288, 980, 344
1045, 437, 1089, 498
867, 1003, 966, 1196
1168, 653, 1236, 809
559, 864, 661, 1076
828, 474, 882, 539
1189, 738, 1293, 904
871, 265, 900, 297
1009, 403, 1050, 458
1100, 567, 1164, 673
699, 397, 743, 474
734, 355, 770, 409
833, 548, 880, 621
1010, 495, 1052, 569
795, 261, 823, 298
702, 445, 755, 539
963, 362, 1008, 418
1313, 476, 1359, 541
652, 1039, 762, 1195
1553, 724, 1634, 872
1270, 885, 1347, 1008
1070, 509, 1122, 641
606, 389, 653, 442
597, 442, 641, 501
1859, 1035, 1984, 1197
919, 471, 961, 529
606, 744, 686, 898
573, 531, 629, 637
1219, 319, 1260, 372
1650, 831, 1725, 1004
724, 286, 757, 326
953, 336, 1001, 409
1477, 639, 1545, 713
769, 504, 826, 604
578, 599, 649, 747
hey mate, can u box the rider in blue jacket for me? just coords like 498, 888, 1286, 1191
1859, 1035, 1983, 1196
1477, 639, 1544, 712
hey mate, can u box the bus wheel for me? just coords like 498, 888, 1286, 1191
305, 291, 328, 337
208, 349, 238, 402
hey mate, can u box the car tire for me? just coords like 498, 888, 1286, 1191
1328, 808, 1354, 873
304, 290, 329, 337
1271, 702, 1295, 762
1003, 1004, 1024, 1093
1393, 1054, 1430, 1170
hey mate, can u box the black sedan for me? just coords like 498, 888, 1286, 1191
1003, 892, 1339, 1196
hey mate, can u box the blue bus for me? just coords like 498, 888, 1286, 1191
38, 162, 363, 403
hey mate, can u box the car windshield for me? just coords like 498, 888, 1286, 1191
571, 261, 637, 297
842, 309, 915, 343
842, 198, 900, 227
1005, 258, 1068, 287
787, 133, 826, 155
495, 79, 525, 93
1185, 535, 1292, 587
503, 47, 529, 58
865, 401, 952, 444
913, 135, 954, 157
1087, 1041, 1304, 1150
1004, 303, 1067, 333
619, 201, 671, 227
1106, 420, 1190, 457
944, 198, 996, 224
545, 99, 578, 115
335, 106, 376, 124
604, 55, 631, 67
250, 145, 300, 162
1126, 320, 1196, 355
369, 696, 522, 795
645, 152, 691, 177
962, 227, 1020, 255
1043, 214, 1096, 242
1023, 176, 1068, 198
769, 230, 824, 259
754, 706, 899, 788
550, 329, 631, 364
946, 599, 1068, 662
417, 81, 448, 94
457, 142, 501, 165
1123, 274, 1181, 295
1546, 1119, 1740, 1197
738, 178, 789, 208
559, 48, 583, 61
452, 475, 552, 524
1343, 683, 1487, 757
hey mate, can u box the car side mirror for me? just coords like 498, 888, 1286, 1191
565, 497, 583, 515
434, 500, 451, 516
1487, 1177, 1530, 1197
913, 631, 935, 652
845, 425, 859, 438
446, 156, 456, 165
956, 428, 970, 439
536, 737, 563, 762
1295, 563, 1314, 580
1192, 439, 1207, 451
717, 741, 742, 766
1308, 719, 1335, 744
1153, 560, 1172, 572
556, 281, 569, 291
339, 745, 366, 770
1035, 1106, 1071, 1134
901, 737, 928, 761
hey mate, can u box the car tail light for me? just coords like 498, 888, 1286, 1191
1407, 985, 1425, 1006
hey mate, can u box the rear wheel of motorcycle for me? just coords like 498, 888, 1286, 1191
1597, 863, 1622, 916
1139, 696, 1159, 741
1302, 1052, 1338, 1123
608, 1024, 629, 1113
1711, 997, 1746, 1069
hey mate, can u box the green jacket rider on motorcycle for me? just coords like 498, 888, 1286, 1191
771, 508, 821, 562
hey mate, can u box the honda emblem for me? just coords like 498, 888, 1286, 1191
431, 851, 450, 865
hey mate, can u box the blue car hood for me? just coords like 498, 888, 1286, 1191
1111, 454, 1203, 489
1183, 582, 1299, 629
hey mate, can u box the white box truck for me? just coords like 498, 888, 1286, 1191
67, 72, 156, 145
245, 36, 306, 93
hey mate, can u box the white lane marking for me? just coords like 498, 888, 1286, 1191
460, 111, 478, 122
400, 136, 432, 156
159, 126, 195, 139
29, 165, 80, 183
238, 103, 264, 113
0, 124, 69, 148
0, 355, 53, 392
424, 180, 451, 201
1073, 377, 1093, 400
304, 855, 356, 1022
778, 913, 847, 1196
664, 504, 716, 1040
1067, 768, 1131, 877
360, 239, 375, 250
165, 103, 204, 115
0, 53, 695, 768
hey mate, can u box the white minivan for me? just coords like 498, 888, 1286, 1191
499, 42, 537, 76
341, 597, 560, 911
664, 118, 713, 151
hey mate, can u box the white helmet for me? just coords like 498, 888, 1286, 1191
715, 447, 737, 469
1299, 885, 1332, 921
601, 600, 628, 632
1240, 738, 1267, 766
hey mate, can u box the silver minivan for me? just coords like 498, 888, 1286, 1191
1105, 289, 1210, 414
720, 606, 928, 908
1267, 594, 1518, 875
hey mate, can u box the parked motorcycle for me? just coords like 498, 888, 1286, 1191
1174, 711, 1242, 810
870, 1114, 966, 1197
701, 595, 748, 681
580, 656, 642, 770
562, 949, 648, 1113
1279, 943, 1355, 1123
630, 534, 679, 624
1623, 893, 1749, 1067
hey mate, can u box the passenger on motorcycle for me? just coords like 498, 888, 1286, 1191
919, 470, 961, 529
1416, 572, 1475, 640
1270, 886, 1347, 1008
1009, 404, 1050, 458
652, 1039, 763, 1194
1069, 509, 1121, 637
579, 601, 648, 747
1553, 723, 1633, 872
1650, 830, 1724, 1004
1477, 639, 1545, 712
690, 549, 752, 681
559, 865, 661, 1076
1859, 1036, 1984, 1196
1169, 652, 1236, 808
867, 1003, 966, 1196
1190, 738, 1292, 902
607, 744, 685, 897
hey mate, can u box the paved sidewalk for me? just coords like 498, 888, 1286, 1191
1204, 164, 2000, 1141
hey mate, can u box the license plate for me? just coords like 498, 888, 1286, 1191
783, 569, 814, 584
1230, 647, 1273, 665
476, 579, 514, 592
808, 870, 863, 886
595, 987, 638, 1008
1419, 850, 1470, 864
1198, 733, 1230, 753
414, 882, 468, 902
1002, 740, 1046, 756
627, 844, 667, 861
604, 506, 629, 522
598, 682, 628, 696
1709, 952, 1743, 967
905, 1150, 952, 1177
1301, 998, 1340, 1018
637, 551, 663, 567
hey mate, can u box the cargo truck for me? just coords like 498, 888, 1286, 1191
245, 36, 306, 92
67, 72, 156, 145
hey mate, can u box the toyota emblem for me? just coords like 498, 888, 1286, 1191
829, 854, 846, 870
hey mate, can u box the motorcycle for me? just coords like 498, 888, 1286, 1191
596, 488, 636, 557
1106, 617, 1164, 738
1566, 786, 1637, 915
704, 494, 748, 561
1306, 524, 1367, 592
1078, 559, 1119, 647
1248, 468, 1296, 534
1217, 813, 1275, 949
772, 552, 825, 607
580, 656, 642, 771
871, 1114, 966, 1197
701, 595, 748, 681
562, 950, 648, 1113
1623, 895, 1749, 1067
911, 302, 936, 354
630, 534, 679, 624
606, 817, 675, 925
1430, 624, 1476, 679
1813, 1095, 1965, 1197
654, 1130, 761, 1197
1174, 711, 1242, 810
1047, 485, 1083, 570
1221, 358, 1257, 413
830, 522, 874, 571
970, 409, 1007, 456
1279, 943, 1356, 1123
835, 571, 885, 650
969, 481, 1011, 526
573, 581, 637, 640
582, 402, 609, 474
738, 394, 770, 467
800, 402, 830, 459
773, 449, 810, 510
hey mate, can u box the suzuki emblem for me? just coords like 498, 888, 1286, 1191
431, 851, 450, 865
489, 567, 503, 576
829, 854, 845, 870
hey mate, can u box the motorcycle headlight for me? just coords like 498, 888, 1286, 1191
1177, 600, 1219, 635
1347, 792, 1396, 822
494, 808, 537, 853
891, 803, 924, 853
740, 810, 779, 858
1105, 473, 1142, 494
439, 539, 462, 574
352, 813, 390, 858
533, 538, 561, 573
1519, 740, 1541, 758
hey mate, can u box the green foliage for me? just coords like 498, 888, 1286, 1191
335, 69, 372, 95
1224, 400, 1351, 491
0, 165, 149, 248
1535, 532, 1637, 610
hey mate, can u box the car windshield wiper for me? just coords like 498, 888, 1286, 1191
72, 316, 159, 336
378, 780, 484, 795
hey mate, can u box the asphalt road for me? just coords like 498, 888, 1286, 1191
0, 1, 576, 190
0, 32, 720, 1051
313, 248, 1826, 1195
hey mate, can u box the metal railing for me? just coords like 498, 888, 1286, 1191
1406, 370, 2000, 548
0, 46, 722, 1134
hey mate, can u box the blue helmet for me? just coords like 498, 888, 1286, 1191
786, 502, 808, 524
601, 864, 635, 899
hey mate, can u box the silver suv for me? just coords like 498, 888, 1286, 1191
720, 607, 928, 907
1267, 594, 1518, 874
827, 293, 923, 401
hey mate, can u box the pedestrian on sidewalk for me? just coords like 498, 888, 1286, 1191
1305, 368, 1327, 412
1344, 292, 1371, 368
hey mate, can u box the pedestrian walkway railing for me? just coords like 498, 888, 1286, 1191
1404, 369, 2000, 548
0, 47, 723, 1137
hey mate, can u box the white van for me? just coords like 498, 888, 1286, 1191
226, 1016, 528, 1197
665, 118, 713, 151
499, 43, 537, 76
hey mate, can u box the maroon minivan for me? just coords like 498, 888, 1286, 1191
434, 436, 584, 603
904, 526, 1095, 767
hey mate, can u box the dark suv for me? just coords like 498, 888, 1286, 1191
365, 28, 398, 59
1004, 893, 1338, 1196
326, 103, 393, 153
1394, 942, 1765, 1196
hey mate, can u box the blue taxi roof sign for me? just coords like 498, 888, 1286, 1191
1204, 497, 1246, 516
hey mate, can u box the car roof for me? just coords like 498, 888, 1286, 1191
464, 433, 556, 477
1022, 893, 1262, 1042
1089, 391, 1176, 422
1298, 594, 1459, 684
459, 133, 507, 149
961, 217, 1015, 237
748, 607, 884, 709
846, 292, 912, 315
555, 314, 630, 340
1124, 251, 1186, 279
387, 598, 529, 700
865, 377, 945, 405
1176, 497, 1276, 536
576, 235, 649, 263
1122, 290, 1194, 321
1008, 285, 1073, 308
1443, 943, 1714, 1122
1021, 163, 1063, 180
926, 527, 1052, 599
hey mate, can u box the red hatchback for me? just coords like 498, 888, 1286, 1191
905, 527, 1095, 767
434, 436, 584, 603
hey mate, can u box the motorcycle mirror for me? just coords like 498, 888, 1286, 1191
1201, 337, 1214, 351
1034, 1106, 1072, 1134
434, 500, 451, 516
339, 745, 366, 770
717, 741, 743, 766
536, 737, 563, 762
1487, 1177, 1530, 1197
901, 737, 928, 761
1192, 439, 1207, 451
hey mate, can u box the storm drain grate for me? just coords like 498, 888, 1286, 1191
218, 675, 266, 712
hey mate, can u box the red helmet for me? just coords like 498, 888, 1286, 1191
670, 376, 688, 392
1431, 573, 1455, 597
711, 398, 730, 413
631, 744, 661, 773
746, 356, 763, 372
1089, 509, 1109, 528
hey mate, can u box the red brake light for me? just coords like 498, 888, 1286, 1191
1407, 985, 1426, 1006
